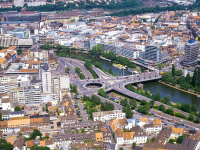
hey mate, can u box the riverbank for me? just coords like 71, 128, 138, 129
159, 81, 199, 96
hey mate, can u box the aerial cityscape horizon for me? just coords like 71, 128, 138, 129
0, 0, 200, 149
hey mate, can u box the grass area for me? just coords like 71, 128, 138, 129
159, 81, 198, 96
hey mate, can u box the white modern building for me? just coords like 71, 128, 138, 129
14, 0, 24, 7
11, 85, 42, 105
92, 110, 126, 122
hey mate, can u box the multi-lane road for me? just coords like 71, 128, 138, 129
151, 109, 200, 130
64, 58, 93, 79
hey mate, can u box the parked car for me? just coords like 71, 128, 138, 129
57, 122, 61, 127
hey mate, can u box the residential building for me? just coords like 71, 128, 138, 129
183, 39, 199, 67
70, 142, 111, 150
8, 28, 30, 39
40, 63, 52, 93
143, 119, 162, 134
63, 121, 104, 132
0, 57, 8, 69
0, 49, 7, 59
166, 138, 200, 150
7, 50, 17, 61
114, 125, 147, 144
155, 127, 172, 144
130, 118, 148, 128
13, 136, 25, 150
30, 114, 50, 129
0, 120, 8, 133
170, 127, 183, 138
51, 75, 70, 101
27, 0, 46, 7
0, 82, 18, 94
101, 44, 140, 60
0, 94, 11, 110
7, 46, 17, 54
11, 87, 25, 104
38, 36, 55, 45
12, 85, 42, 105
0, 34, 18, 47
0, 75, 18, 84
9, 111, 24, 118
14, 0, 24, 7
26, 86, 41, 105
53, 132, 96, 147
20, 127, 38, 138
29, 50, 49, 61
92, 110, 126, 122
109, 119, 128, 132
130, 125, 148, 144
8, 116, 30, 133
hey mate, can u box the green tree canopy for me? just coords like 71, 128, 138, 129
0, 139, 13, 150
158, 63, 164, 70
158, 105, 165, 112
91, 94, 101, 105
30, 129, 42, 140
172, 64, 176, 76
30, 145, 50, 150
100, 101, 114, 111
132, 142, 136, 148
14, 106, 22, 111
122, 105, 133, 119
98, 88, 107, 98
176, 136, 184, 144
120, 99, 128, 106
129, 99, 137, 110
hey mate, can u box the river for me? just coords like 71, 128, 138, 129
76, 54, 200, 108
143, 81, 200, 109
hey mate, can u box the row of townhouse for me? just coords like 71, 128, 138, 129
0, 46, 17, 70
63, 121, 104, 132
52, 128, 112, 148
94, 110, 162, 133
26, 139, 54, 150
92, 110, 126, 121
12, 135, 55, 150
60, 95, 79, 127
0, 114, 50, 133
109, 118, 148, 145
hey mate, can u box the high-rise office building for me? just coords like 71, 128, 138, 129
183, 40, 199, 67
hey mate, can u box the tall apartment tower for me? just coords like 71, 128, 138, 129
40, 63, 52, 93
183, 40, 199, 67
51, 76, 70, 101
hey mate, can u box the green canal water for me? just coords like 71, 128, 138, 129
143, 81, 200, 109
